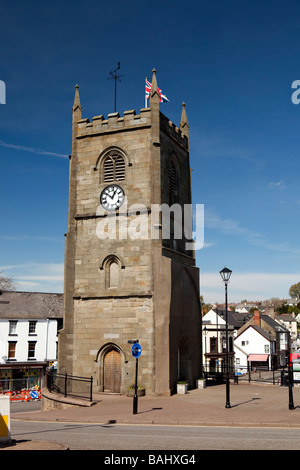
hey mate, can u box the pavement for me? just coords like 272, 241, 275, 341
3, 382, 300, 450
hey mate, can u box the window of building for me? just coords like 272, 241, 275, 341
105, 257, 120, 289
210, 337, 217, 353
168, 160, 177, 195
103, 154, 125, 182
29, 321, 37, 335
9, 321, 18, 336
168, 158, 179, 204
8, 341, 17, 360
28, 341, 36, 360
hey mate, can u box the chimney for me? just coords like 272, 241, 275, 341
254, 309, 261, 326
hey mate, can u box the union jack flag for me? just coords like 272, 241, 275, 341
145, 78, 169, 103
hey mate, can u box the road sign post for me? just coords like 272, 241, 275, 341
131, 343, 142, 415
133, 357, 138, 414
289, 355, 295, 410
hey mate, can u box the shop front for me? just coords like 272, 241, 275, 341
247, 354, 270, 371
0, 363, 45, 400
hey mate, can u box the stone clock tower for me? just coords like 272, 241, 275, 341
58, 70, 202, 396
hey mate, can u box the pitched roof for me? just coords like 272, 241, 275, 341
236, 324, 273, 341
261, 314, 288, 333
275, 314, 297, 322
236, 312, 289, 338
0, 291, 63, 319
218, 309, 251, 329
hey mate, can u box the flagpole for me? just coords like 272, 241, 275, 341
145, 77, 148, 108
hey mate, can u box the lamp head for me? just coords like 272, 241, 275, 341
219, 266, 232, 283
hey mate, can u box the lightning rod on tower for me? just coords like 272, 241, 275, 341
107, 62, 124, 113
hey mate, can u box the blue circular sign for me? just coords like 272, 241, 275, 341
30, 391, 38, 399
131, 343, 142, 358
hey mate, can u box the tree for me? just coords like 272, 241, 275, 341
269, 297, 285, 311
288, 305, 300, 315
0, 271, 16, 291
200, 295, 212, 315
277, 303, 289, 315
289, 282, 300, 299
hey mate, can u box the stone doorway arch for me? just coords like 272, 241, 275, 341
103, 348, 121, 393
97, 343, 124, 393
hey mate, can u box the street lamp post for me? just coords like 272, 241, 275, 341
219, 266, 232, 409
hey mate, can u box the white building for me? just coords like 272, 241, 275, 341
275, 314, 298, 342
202, 309, 235, 376
234, 325, 275, 371
0, 291, 63, 394
234, 309, 290, 370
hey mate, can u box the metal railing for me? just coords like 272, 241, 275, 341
46, 370, 93, 402
203, 364, 283, 385
235, 366, 282, 385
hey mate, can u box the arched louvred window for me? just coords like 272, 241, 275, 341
168, 158, 179, 203
104, 156, 114, 182
115, 155, 125, 181
103, 154, 125, 183
168, 161, 177, 195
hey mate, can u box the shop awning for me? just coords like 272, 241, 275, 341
248, 354, 269, 362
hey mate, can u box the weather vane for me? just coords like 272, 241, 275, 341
108, 62, 124, 113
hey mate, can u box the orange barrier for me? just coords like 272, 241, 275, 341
1, 390, 41, 401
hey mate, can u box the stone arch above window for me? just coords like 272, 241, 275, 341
94, 147, 130, 183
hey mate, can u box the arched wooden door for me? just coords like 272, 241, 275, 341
103, 349, 121, 393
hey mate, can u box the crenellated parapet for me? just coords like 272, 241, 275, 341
76, 108, 152, 138
75, 107, 188, 151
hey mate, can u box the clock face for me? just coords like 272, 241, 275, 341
100, 185, 125, 211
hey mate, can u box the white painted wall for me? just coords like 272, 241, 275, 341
203, 309, 226, 326
234, 326, 272, 370
0, 319, 58, 364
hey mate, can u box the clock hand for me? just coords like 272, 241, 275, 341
112, 188, 120, 203
106, 190, 118, 204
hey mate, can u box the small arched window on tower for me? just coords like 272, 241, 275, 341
103, 153, 126, 183
104, 255, 121, 289
168, 158, 179, 204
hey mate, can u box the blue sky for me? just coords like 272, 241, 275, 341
0, 0, 300, 303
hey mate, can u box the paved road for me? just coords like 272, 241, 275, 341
8, 384, 300, 451
10, 419, 300, 450
10, 400, 41, 414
